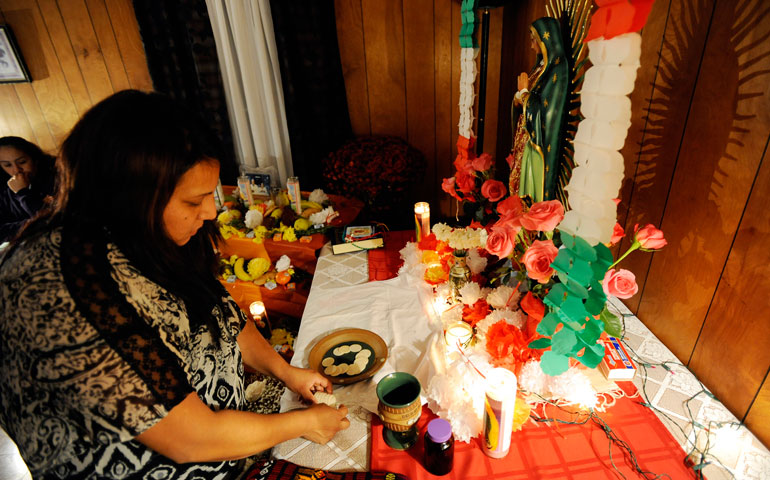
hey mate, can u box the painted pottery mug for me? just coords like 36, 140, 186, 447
376, 372, 422, 450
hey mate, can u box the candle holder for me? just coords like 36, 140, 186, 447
444, 322, 474, 353
414, 202, 430, 242
249, 301, 272, 332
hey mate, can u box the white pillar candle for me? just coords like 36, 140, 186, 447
414, 202, 431, 242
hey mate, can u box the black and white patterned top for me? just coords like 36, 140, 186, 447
0, 226, 248, 479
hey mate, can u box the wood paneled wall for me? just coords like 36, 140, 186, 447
334, 0, 503, 218
336, 0, 770, 446
0, 0, 152, 153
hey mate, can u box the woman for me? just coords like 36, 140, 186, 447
0, 90, 349, 479
508, 17, 569, 204
0, 136, 57, 242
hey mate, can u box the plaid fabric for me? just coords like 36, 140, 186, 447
368, 231, 414, 281
243, 459, 408, 480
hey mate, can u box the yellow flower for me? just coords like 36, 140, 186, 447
283, 227, 297, 242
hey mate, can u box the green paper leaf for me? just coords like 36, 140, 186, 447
579, 318, 604, 345
544, 283, 568, 309
552, 250, 594, 286
559, 296, 590, 323
551, 329, 577, 355
537, 312, 562, 336
540, 351, 570, 376
528, 338, 552, 350
576, 342, 606, 369
584, 281, 607, 316
560, 233, 597, 261
600, 306, 623, 338
561, 277, 589, 299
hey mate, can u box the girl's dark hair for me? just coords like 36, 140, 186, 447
0, 136, 56, 182
24, 90, 228, 338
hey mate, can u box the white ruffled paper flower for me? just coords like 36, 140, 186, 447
458, 282, 483, 305
439, 304, 463, 327
308, 189, 329, 204
431, 223, 488, 250
486, 285, 519, 310
309, 206, 335, 226
397, 242, 427, 282
518, 360, 548, 396
547, 367, 597, 409
244, 209, 263, 229
466, 248, 488, 274
276, 255, 292, 272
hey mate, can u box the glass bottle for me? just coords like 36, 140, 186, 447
424, 418, 454, 475
449, 250, 470, 302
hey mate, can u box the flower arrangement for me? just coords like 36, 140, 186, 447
216, 187, 337, 243
427, 159, 666, 377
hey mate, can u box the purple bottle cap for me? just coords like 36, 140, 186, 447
427, 418, 452, 443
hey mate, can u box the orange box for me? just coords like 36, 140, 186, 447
599, 337, 637, 381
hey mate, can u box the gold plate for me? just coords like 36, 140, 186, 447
308, 328, 388, 385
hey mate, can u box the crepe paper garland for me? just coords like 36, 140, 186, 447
585, 0, 656, 42
559, 32, 644, 245
459, 0, 478, 48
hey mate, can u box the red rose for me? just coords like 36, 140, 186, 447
455, 170, 476, 194
486, 223, 518, 258
519, 200, 565, 232
610, 222, 625, 246
602, 268, 638, 299
481, 179, 506, 202
521, 239, 558, 284
442, 177, 461, 201
497, 196, 524, 217
634, 223, 667, 250
472, 153, 493, 172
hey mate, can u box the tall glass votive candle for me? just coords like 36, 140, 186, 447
414, 202, 430, 242
482, 367, 517, 458
444, 322, 473, 354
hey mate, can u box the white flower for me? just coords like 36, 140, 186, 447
309, 206, 335, 225
308, 188, 329, 204
244, 209, 263, 229
519, 360, 548, 395
466, 248, 488, 274
458, 282, 483, 305
547, 367, 597, 409
397, 242, 427, 282
276, 255, 292, 272
487, 285, 519, 310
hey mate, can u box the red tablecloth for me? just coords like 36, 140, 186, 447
368, 230, 414, 281
367, 232, 696, 479
371, 393, 697, 480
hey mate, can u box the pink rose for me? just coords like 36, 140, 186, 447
634, 223, 667, 250
519, 200, 565, 232
472, 153, 493, 172
602, 268, 638, 299
610, 222, 625, 246
455, 170, 476, 194
521, 240, 558, 284
497, 196, 524, 217
494, 212, 522, 231
442, 177, 461, 201
481, 179, 506, 202
486, 225, 518, 259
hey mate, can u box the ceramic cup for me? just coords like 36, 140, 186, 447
376, 372, 421, 450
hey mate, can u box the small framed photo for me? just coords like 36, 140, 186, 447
0, 25, 31, 83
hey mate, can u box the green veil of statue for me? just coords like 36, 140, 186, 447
519, 17, 569, 203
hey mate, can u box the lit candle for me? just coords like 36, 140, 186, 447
482, 368, 517, 459
249, 301, 271, 330
414, 202, 430, 242
444, 322, 473, 353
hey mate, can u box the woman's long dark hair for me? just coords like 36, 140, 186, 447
18, 90, 228, 339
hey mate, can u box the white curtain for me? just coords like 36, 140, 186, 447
206, 0, 293, 184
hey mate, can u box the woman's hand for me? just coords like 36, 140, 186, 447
302, 403, 350, 444
517, 72, 529, 91
7, 173, 29, 193
282, 365, 332, 402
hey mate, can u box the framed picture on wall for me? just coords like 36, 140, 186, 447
0, 25, 31, 83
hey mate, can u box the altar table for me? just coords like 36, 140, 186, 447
272, 236, 770, 480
